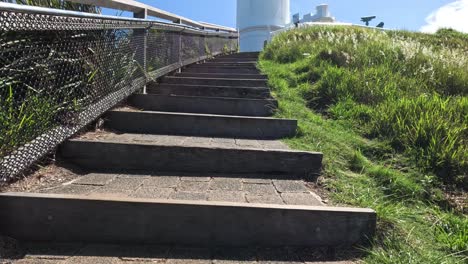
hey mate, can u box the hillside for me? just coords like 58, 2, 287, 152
259, 26, 467, 263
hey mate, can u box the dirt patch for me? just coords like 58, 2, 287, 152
0, 162, 83, 194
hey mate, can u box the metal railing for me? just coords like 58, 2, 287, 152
0, 2, 239, 180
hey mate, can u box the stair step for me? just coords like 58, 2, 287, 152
222, 52, 259, 59
104, 110, 297, 139
58, 134, 322, 176
201, 62, 257, 67
147, 84, 271, 99
0, 192, 376, 247
175, 72, 267, 80
209, 59, 257, 63
147, 83, 271, 99
184, 67, 260, 74
192, 63, 257, 69
162, 76, 267, 88
129, 94, 277, 116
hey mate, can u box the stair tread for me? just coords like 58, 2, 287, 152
110, 109, 295, 121
72, 132, 306, 152
16, 171, 324, 207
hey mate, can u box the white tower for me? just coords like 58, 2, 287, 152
237, 0, 290, 52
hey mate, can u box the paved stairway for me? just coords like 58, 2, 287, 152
0, 53, 375, 263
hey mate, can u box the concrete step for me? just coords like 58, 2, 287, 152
209, 58, 257, 63
129, 94, 277, 116
175, 72, 267, 80
184, 67, 260, 74
147, 84, 271, 99
104, 110, 297, 139
222, 52, 259, 59
192, 63, 257, 69
162, 76, 267, 88
201, 62, 257, 67
58, 134, 322, 176
0, 192, 376, 247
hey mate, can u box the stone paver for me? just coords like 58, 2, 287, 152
170, 191, 207, 201
281, 193, 322, 206
142, 176, 180, 188
209, 178, 242, 191
132, 187, 174, 199
104, 177, 145, 191
243, 183, 278, 196
246, 194, 284, 205
273, 180, 309, 193
30, 174, 321, 206
6, 243, 357, 264
39, 184, 97, 195
208, 190, 246, 203
71, 173, 117, 186
178, 181, 210, 192
77, 134, 289, 151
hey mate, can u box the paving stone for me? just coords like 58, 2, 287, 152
131, 187, 174, 199
178, 181, 210, 192
63, 256, 123, 264
235, 139, 262, 148
88, 188, 133, 198
246, 194, 284, 205
22, 242, 81, 260
273, 180, 309, 193
170, 192, 207, 201
208, 191, 246, 203
166, 247, 211, 264
243, 183, 278, 196
105, 177, 145, 191
210, 138, 237, 148
14, 259, 65, 264
241, 178, 272, 184
180, 177, 212, 182
209, 178, 242, 191
142, 176, 180, 188
71, 174, 117, 186
259, 140, 289, 150
280, 193, 322, 206
38, 184, 97, 195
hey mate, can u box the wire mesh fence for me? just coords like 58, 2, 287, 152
0, 4, 238, 181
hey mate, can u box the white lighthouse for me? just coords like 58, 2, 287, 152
237, 0, 290, 52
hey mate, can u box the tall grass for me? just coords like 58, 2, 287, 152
263, 26, 467, 187
259, 49, 467, 264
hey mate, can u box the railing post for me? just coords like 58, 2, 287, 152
175, 19, 183, 73
134, 8, 148, 94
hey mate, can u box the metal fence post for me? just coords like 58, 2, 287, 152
134, 8, 148, 94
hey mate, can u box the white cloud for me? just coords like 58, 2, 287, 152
420, 0, 468, 33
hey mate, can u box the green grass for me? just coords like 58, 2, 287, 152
259, 26, 467, 263
263, 26, 467, 187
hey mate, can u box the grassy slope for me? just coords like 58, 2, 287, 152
259, 26, 467, 263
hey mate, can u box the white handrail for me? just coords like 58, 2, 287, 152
67, 0, 237, 33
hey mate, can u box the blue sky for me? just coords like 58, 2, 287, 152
102, 0, 468, 33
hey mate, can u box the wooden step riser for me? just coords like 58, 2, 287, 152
0, 193, 376, 247
59, 141, 323, 176
162, 77, 267, 88
104, 111, 297, 139
129, 94, 277, 117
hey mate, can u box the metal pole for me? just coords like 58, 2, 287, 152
134, 8, 148, 94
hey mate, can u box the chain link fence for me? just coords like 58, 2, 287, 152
0, 4, 238, 180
